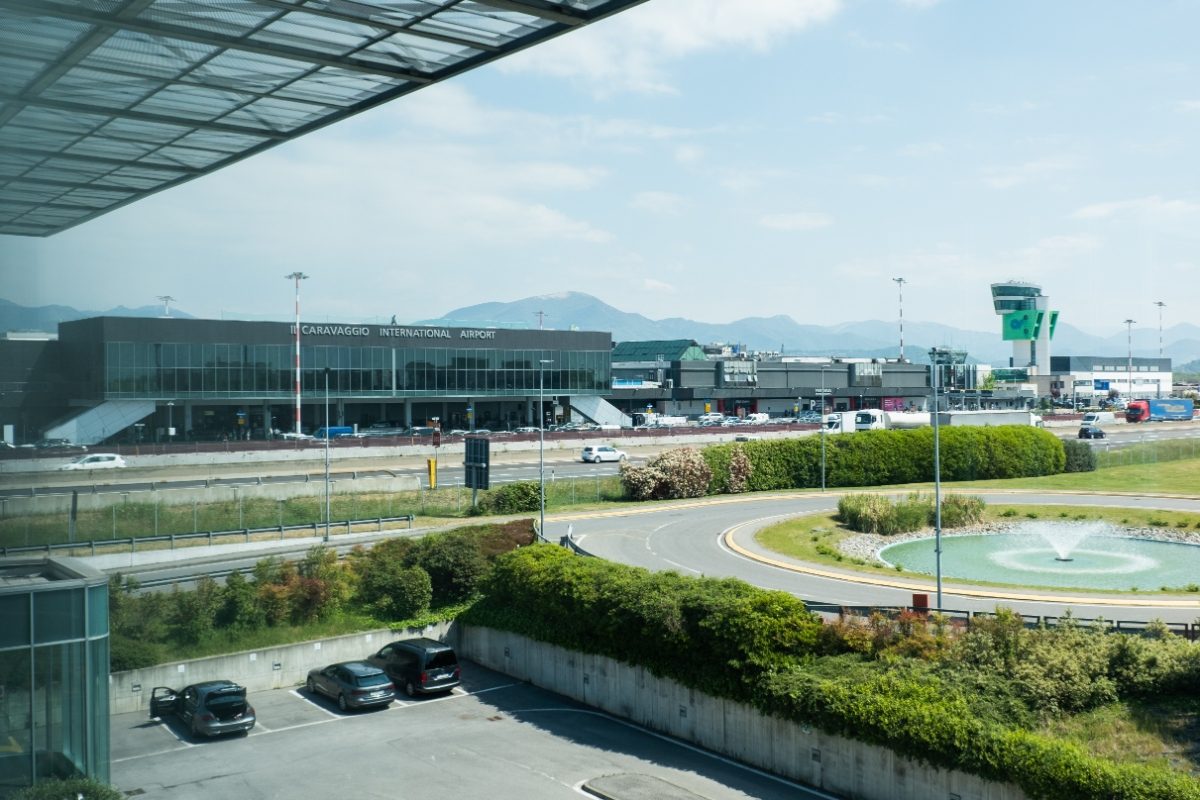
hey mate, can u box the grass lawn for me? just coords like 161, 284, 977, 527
1040, 697, 1200, 776
916, 457, 1200, 496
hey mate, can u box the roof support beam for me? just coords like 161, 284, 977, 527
468, 0, 586, 26
3, 0, 433, 83
254, 0, 501, 52
0, 92, 288, 141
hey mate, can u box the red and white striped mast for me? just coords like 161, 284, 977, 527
285, 272, 309, 434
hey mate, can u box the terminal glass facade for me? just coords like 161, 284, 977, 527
102, 342, 610, 399
0, 561, 110, 793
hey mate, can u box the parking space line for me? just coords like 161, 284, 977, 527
288, 688, 341, 719
113, 743, 191, 764
149, 717, 195, 748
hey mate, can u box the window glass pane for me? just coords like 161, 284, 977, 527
33, 641, 85, 780
87, 585, 107, 638
0, 594, 29, 647
88, 637, 110, 783
0, 649, 32, 787
34, 588, 83, 643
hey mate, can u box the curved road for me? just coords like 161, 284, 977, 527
550, 491, 1200, 625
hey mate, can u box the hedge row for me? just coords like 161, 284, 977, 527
466, 545, 1200, 800
703, 425, 1065, 493
463, 545, 822, 699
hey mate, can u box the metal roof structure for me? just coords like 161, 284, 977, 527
0, 0, 647, 237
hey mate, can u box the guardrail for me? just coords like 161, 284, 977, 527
804, 602, 1200, 641
0, 514, 415, 558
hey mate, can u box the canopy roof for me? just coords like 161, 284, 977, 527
0, 0, 645, 236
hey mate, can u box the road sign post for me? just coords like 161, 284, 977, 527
464, 436, 491, 509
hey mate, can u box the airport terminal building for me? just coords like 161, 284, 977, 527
0, 317, 613, 444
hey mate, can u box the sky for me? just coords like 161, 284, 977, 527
2, 0, 1199, 337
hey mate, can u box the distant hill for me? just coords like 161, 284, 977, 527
420, 291, 1200, 365
5, 293, 1199, 367
0, 298, 193, 333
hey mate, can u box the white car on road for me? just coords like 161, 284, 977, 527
580, 445, 628, 463
59, 453, 127, 470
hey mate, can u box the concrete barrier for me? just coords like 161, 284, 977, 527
1, 474, 420, 516
457, 625, 1029, 800
108, 620, 451, 715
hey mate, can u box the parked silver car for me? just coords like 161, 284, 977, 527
306, 661, 395, 711
150, 680, 256, 737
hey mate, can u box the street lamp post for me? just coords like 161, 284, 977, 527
1124, 319, 1136, 402
892, 277, 906, 362
286, 272, 309, 435
538, 358, 553, 540
323, 366, 330, 543
929, 348, 944, 611
819, 367, 827, 492
1154, 302, 1165, 397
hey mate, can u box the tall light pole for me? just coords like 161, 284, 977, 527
156, 295, 175, 318
286, 272, 309, 435
819, 367, 827, 492
323, 367, 331, 543
538, 358, 553, 540
892, 277, 906, 362
1124, 319, 1136, 401
1154, 302, 1165, 397
929, 347, 944, 611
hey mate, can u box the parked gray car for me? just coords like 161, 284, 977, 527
306, 661, 395, 710
150, 680, 256, 737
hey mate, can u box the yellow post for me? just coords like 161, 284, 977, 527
427, 457, 437, 489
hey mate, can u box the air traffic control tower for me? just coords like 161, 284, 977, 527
990, 281, 1058, 374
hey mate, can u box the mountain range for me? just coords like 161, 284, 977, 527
417, 292, 1200, 367
4, 293, 1199, 368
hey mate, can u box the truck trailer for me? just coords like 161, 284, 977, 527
1126, 398, 1195, 423
934, 410, 1039, 427
854, 409, 930, 431
822, 411, 858, 433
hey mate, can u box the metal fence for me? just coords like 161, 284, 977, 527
0, 514, 415, 558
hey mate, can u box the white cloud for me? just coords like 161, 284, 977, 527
1017, 234, 1101, 261
630, 191, 686, 215
898, 0, 942, 8
674, 144, 705, 163
759, 212, 834, 231
846, 31, 911, 53
495, 0, 842, 95
900, 141, 944, 157
969, 100, 1041, 115
806, 111, 843, 124
1071, 195, 1200, 220
641, 278, 677, 293
1174, 100, 1200, 113
980, 156, 1080, 189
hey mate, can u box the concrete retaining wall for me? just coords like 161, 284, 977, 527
458, 626, 1029, 800
1, 475, 420, 516
108, 620, 450, 715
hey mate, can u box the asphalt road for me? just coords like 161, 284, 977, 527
112, 662, 832, 800
554, 491, 1200, 625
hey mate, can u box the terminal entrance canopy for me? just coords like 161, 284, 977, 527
0, 0, 647, 236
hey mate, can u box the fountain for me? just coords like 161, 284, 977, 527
877, 520, 1200, 591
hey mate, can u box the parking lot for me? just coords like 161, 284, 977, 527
112, 660, 830, 800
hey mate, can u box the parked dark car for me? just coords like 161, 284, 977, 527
306, 661, 395, 710
150, 680, 256, 737
1078, 425, 1106, 439
366, 637, 461, 697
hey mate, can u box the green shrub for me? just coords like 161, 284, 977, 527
621, 447, 712, 500
703, 426, 1064, 495
406, 531, 489, 604
109, 635, 165, 671
1062, 439, 1097, 472
483, 481, 541, 513
12, 778, 124, 800
939, 494, 986, 528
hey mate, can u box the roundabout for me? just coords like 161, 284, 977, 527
556, 490, 1200, 624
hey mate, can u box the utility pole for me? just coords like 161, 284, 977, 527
1154, 301, 1165, 397
1124, 319, 1136, 402
156, 295, 175, 317
286, 272, 309, 435
892, 277, 906, 362
535, 310, 547, 330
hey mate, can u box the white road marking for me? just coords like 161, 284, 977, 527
289, 687, 341, 718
